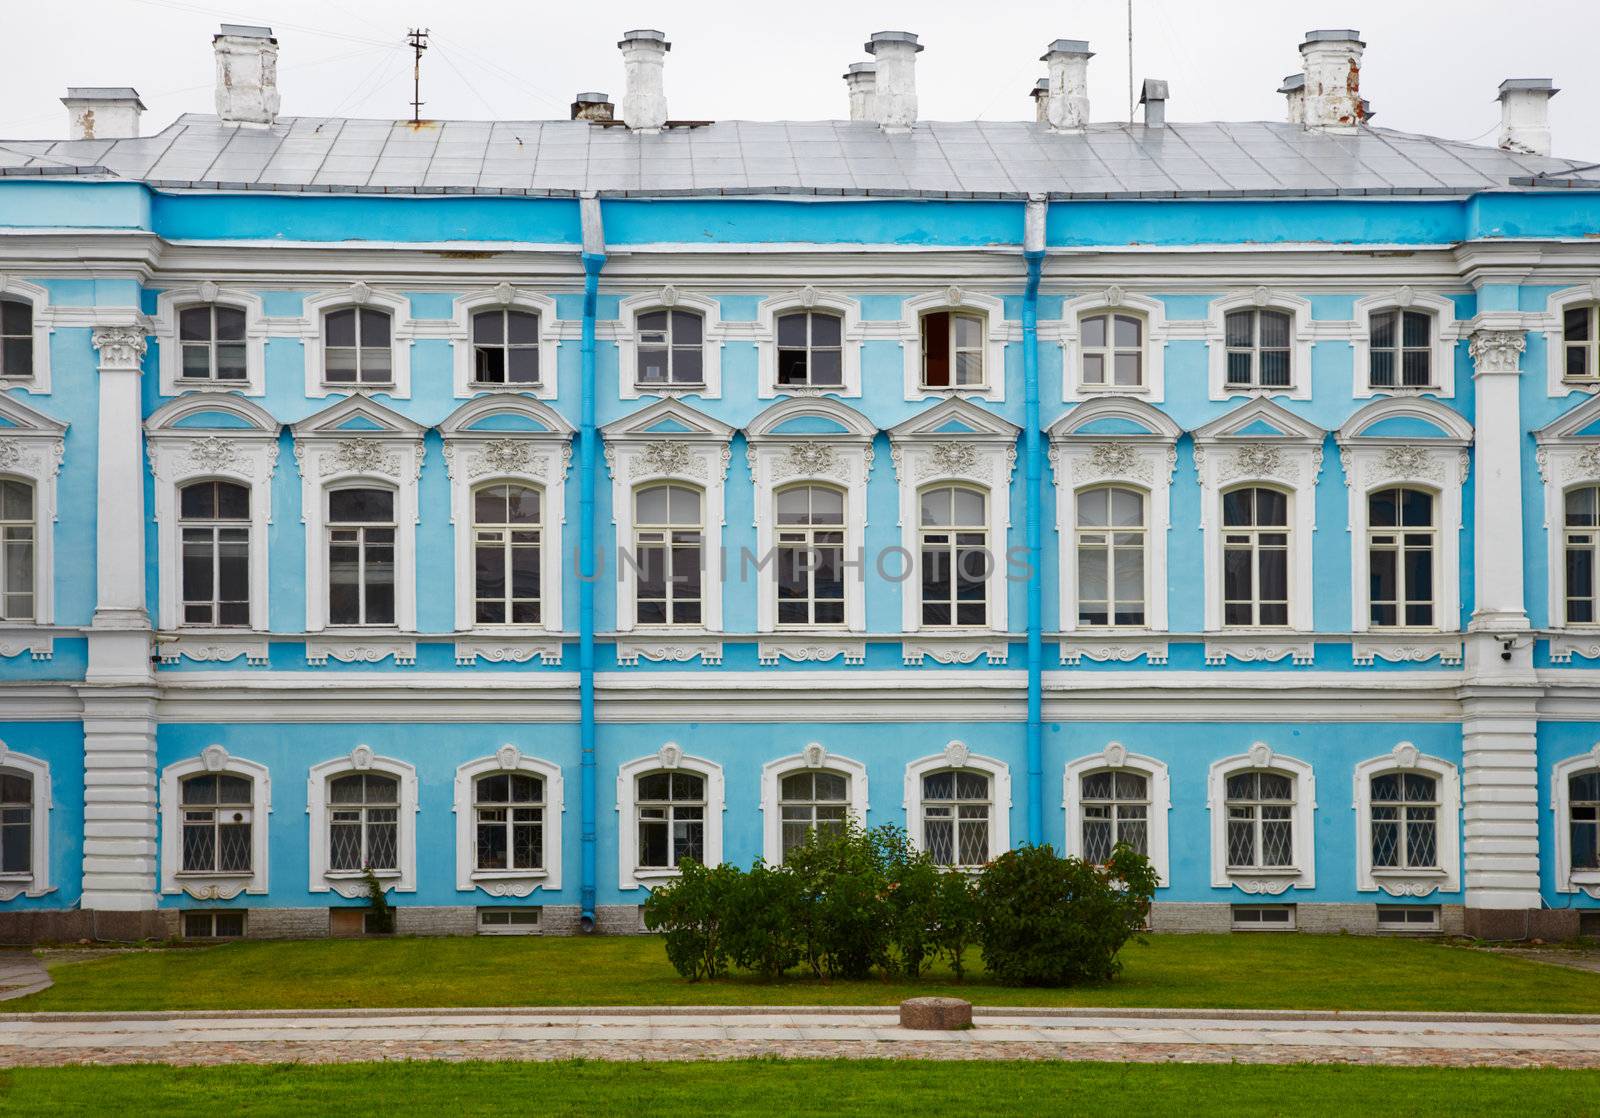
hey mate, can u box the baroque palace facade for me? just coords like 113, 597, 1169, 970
0, 24, 1599, 940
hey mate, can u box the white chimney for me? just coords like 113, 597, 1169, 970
61, 87, 144, 140
1041, 39, 1092, 132
863, 31, 921, 132
1298, 29, 1366, 131
618, 29, 670, 132
843, 62, 877, 122
1278, 74, 1305, 124
213, 24, 279, 127
1497, 78, 1558, 156
1139, 79, 1168, 128
1030, 78, 1049, 123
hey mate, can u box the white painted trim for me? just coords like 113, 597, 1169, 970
0, 741, 52, 899
1204, 289, 1314, 402
1540, 283, 1600, 398
896, 288, 1008, 403
158, 745, 271, 899
452, 745, 564, 895
615, 744, 724, 890
150, 285, 267, 397
448, 286, 560, 400
1533, 392, 1600, 631
1551, 742, 1600, 896
616, 289, 727, 401
306, 746, 418, 895
1206, 742, 1316, 893
1062, 742, 1171, 886
299, 283, 417, 400
1351, 742, 1461, 895
755, 288, 864, 399
0, 276, 55, 393
757, 744, 869, 866
1058, 289, 1170, 404
0, 393, 65, 627
903, 741, 1011, 867
1350, 290, 1463, 400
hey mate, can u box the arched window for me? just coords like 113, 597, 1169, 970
1076, 486, 1145, 626
1222, 486, 1289, 627
1370, 771, 1438, 870
1080, 769, 1148, 862
0, 769, 32, 876
778, 770, 849, 859
323, 307, 392, 386
179, 772, 253, 874
328, 772, 399, 872
919, 310, 985, 389
919, 484, 988, 628
636, 770, 705, 869
634, 483, 702, 626
177, 304, 248, 382
0, 479, 34, 622
921, 769, 991, 868
471, 308, 540, 386
776, 483, 846, 627
1565, 485, 1599, 624
327, 487, 395, 626
1224, 770, 1295, 869
1571, 769, 1600, 871
179, 480, 250, 627
1368, 487, 1436, 628
473, 483, 541, 625
1224, 308, 1293, 389
776, 311, 843, 388
474, 771, 544, 872
1369, 309, 1435, 389
1079, 311, 1143, 389
637, 309, 704, 387
1564, 302, 1599, 383
0, 297, 33, 380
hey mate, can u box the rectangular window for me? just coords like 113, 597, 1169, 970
921, 312, 985, 389
324, 308, 393, 386
0, 298, 34, 379
1376, 905, 1440, 931
478, 907, 541, 935
1225, 309, 1293, 389
1565, 305, 1598, 383
1369, 310, 1434, 389
1080, 312, 1144, 389
0, 479, 35, 623
1231, 904, 1295, 931
178, 304, 248, 382
182, 910, 246, 939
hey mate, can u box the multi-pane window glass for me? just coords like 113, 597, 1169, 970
1565, 486, 1600, 625
636, 771, 704, 869
637, 310, 705, 387
328, 773, 399, 872
474, 773, 544, 872
1571, 770, 1600, 871
922, 769, 990, 867
471, 309, 540, 385
1225, 770, 1295, 869
1222, 487, 1290, 627
1081, 770, 1149, 863
1368, 487, 1435, 628
1224, 309, 1293, 388
179, 480, 250, 627
177, 304, 247, 381
776, 484, 846, 627
1369, 310, 1433, 388
920, 485, 988, 628
0, 480, 34, 622
634, 483, 702, 626
921, 311, 985, 388
179, 773, 252, 874
779, 770, 849, 860
323, 308, 392, 385
776, 311, 844, 388
0, 772, 30, 876
1076, 486, 1145, 626
473, 484, 541, 626
1080, 312, 1143, 388
0, 298, 33, 379
327, 487, 395, 626
1370, 772, 1438, 871
1564, 304, 1599, 382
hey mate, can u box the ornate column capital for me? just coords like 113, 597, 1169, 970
1467, 328, 1526, 377
91, 320, 151, 373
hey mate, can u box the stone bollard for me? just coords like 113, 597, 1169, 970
898, 996, 973, 1030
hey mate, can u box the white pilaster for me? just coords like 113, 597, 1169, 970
1467, 327, 1530, 633
1460, 689, 1542, 910
80, 692, 159, 911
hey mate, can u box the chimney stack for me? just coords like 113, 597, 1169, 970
61, 87, 144, 140
1030, 78, 1049, 123
1297, 29, 1365, 131
1278, 74, 1305, 124
1497, 78, 1558, 156
843, 62, 877, 122
863, 31, 921, 132
1139, 79, 1169, 128
618, 29, 670, 132
1041, 39, 1093, 132
213, 24, 279, 127
571, 92, 614, 122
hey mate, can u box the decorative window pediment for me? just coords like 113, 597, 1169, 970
1352, 742, 1460, 896
0, 276, 56, 392
617, 288, 727, 401
307, 746, 418, 897
755, 287, 864, 399
1351, 289, 1463, 400
1058, 288, 1173, 403
1534, 394, 1600, 631
1205, 289, 1314, 401
897, 287, 1008, 402
1208, 742, 1316, 894
0, 393, 66, 631
448, 285, 561, 400
300, 283, 417, 399
151, 284, 267, 397
159, 745, 271, 900
453, 745, 564, 896
1063, 742, 1171, 886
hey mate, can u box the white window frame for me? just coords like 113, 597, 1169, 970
759, 744, 869, 866
1063, 742, 1170, 885
0, 277, 55, 392
448, 285, 560, 400
1541, 282, 1600, 396
616, 744, 724, 890
755, 287, 863, 399
904, 741, 1011, 867
300, 284, 416, 400
1552, 743, 1600, 897
152, 284, 267, 397
617, 288, 726, 401
898, 288, 1007, 402
1207, 742, 1316, 893
307, 746, 418, 896
1535, 394, 1600, 634
1352, 742, 1460, 896
1058, 289, 1171, 403
0, 393, 65, 630
0, 742, 52, 900
1351, 291, 1461, 400
159, 744, 271, 900
453, 745, 564, 896
1205, 289, 1313, 401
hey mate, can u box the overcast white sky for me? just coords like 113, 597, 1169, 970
2, 0, 1597, 155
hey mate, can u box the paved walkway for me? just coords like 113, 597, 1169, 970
0, 953, 50, 1003
0, 1006, 1597, 1069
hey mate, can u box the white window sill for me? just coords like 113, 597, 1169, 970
175, 871, 252, 880
1570, 870, 1600, 885
1074, 384, 1150, 395
319, 626, 405, 634
325, 869, 401, 880
916, 384, 991, 394
635, 383, 707, 392
468, 382, 545, 392
0, 873, 33, 883
633, 868, 681, 882
470, 869, 549, 881
1371, 867, 1446, 878
1226, 866, 1301, 877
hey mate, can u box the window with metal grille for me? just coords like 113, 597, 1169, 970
323, 307, 392, 385
776, 311, 843, 388
327, 487, 395, 626
1564, 304, 1600, 382
177, 304, 248, 381
1370, 772, 1438, 870
634, 484, 703, 626
473, 483, 541, 626
1369, 309, 1434, 389
0, 479, 34, 622
1571, 770, 1600, 871
1565, 486, 1600, 625
471, 309, 540, 385
636, 771, 705, 869
922, 769, 990, 868
1076, 486, 1145, 626
1224, 309, 1293, 388
1368, 487, 1435, 628
1222, 487, 1290, 627
919, 485, 988, 628
0, 297, 33, 379
778, 770, 850, 861
474, 772, 544, 872
179, 480, 250, 627
920, 311, 985, 389
1081, 770, 1149, 863
1225, 770, 1295, 869
1079, 312, 1143, 388
776, 484, 846, 627
0, 771, 31, 876
179, 773, 253, 874
637, 309, 704, 387
328, 773, 399, 872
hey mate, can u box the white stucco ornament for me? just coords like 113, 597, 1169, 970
197, 280, 220, 303
658, 742, 684, 769
349, 281, 372, 306
201, 744, 230, 773
1391, 741, 1420, 770
659, 284, 679, 307
802, 742, 827, 769
943, 740, 971, 768
1103, 741, 1128, 768
492, 282, 515, 305
496, 744, 522, 771
1247, 741, 1274, 768
349, 744, 375, 771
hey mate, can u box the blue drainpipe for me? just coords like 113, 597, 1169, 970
1022, 196, 1048, 847
578, 196, 605, 930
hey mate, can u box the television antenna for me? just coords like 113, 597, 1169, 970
407, 28, 430, 123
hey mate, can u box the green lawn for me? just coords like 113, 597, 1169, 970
2, 1060, 1598, 1117
10, 934, 1600, 1014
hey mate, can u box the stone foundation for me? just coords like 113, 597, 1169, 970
1463, 907, 1581, 941
1149, 901, 1467, 936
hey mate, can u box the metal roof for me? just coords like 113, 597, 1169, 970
0, 113, 1590, 199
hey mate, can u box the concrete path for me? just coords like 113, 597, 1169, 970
0, 953, 50, 1003
0, 1006, 1597, 1069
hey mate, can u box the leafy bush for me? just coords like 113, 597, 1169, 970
722, 859, 803, 980
929, 868, 979, 979
641, 860, 743, 980
362, 867, 394, 935
784, 822, 900, 979
974, 842, 1157, 987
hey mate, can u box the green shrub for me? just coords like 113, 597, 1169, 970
723, 859, 803, 980
641, 860, 743, 981
930, 868, 979, 980
783, 822, 900, 979
362, 867, 394, 935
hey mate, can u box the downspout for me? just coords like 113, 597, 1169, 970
1022, 195, 1048, 847
578, 194, 605, 931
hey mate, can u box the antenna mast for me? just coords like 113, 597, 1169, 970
407, 27, 430, 123
1127, 0, 1135, 124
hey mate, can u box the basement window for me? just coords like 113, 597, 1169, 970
1376, 905, 1440, 932
1580, 911, 1600, 939
182, 910, 245, 939
1231, 904, 1295, 931
478, 907, 540, 935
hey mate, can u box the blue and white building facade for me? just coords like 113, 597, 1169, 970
1, 24, 1599, 939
